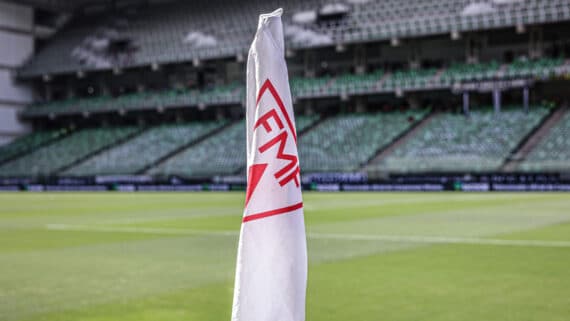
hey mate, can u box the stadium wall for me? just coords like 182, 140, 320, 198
0, 1, 33, 145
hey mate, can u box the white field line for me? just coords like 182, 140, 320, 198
45, 223, 570, 248
45, 224, 237, 237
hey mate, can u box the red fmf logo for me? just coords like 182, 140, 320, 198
245, 79, 300, 208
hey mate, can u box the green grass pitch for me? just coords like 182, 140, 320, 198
1, 192, 570, 321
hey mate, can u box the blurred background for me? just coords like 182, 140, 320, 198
0, 1, 569, 321
0, 0, 569, 189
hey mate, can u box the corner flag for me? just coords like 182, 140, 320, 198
231, 8, 308, 321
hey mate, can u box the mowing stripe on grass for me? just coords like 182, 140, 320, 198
45, 224, 570, 248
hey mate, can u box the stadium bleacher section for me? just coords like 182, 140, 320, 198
18, 0, 570, 78
2, 107, 570, 178
506, 57, 566, 78
519, 110, 570, 172
367, 107, 550, 173
147, 121, 246, 178
0, 129, 68, 164
23, 57, 569, 118
148, 116, 319, 178
24, 85, 241, 117
63, 122, 225, 176
299, 110, 428, 172
3, 1, 570, 181
0, 127, 140, 177
326, 70, 384, 95
440, 61, 500, 83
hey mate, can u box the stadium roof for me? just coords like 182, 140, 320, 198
4, 0, 173, 12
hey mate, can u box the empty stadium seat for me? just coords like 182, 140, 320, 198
63, 122, 224, 176
519, 110, 570, 172
368, 107, 549, 173
0, 129, 68, 164
148, 116, 319, 177
19, 0, 570, 78
0, 127, 139, 177
299, 110, 428, 172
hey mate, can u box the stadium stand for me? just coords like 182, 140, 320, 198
506, 57, 566, 77
299, 110, 428, 172
2, 0, 570, 183
291, 76, 333, 98
0, 129, 69, 164
23, 56, 569, 119
148, 116, 319, 177
518, 110, 570, 172
18, 0, 570, 78
440, 61, 500, 83
63, 122, 225, 176
23, 87, 223, 117
326, 70, 384, 95
0, 127, 140, 177
367, 107, 550, 173
383, 68, 438, 90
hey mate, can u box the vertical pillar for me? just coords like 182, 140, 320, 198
0, 2, 35, 145
493, 89, 501, 113
304, 51, 316, 78
529, 27, 543, 59
409, 43, 420, 70
45, 83, 53, 101
462, 91, 470, 115
354, 45, 366, 75
465, 35, 480, 64
523, 86, 529, 113
407, 94, 420, 109
355, 96, 366, 112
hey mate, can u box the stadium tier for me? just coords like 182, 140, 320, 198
291, 76, 332, 98
383, 68, 439, 90
148, 116, 319, 178
367, 107, 550, 173
23, 85, 241, 117
2, 107, 570, 178
299, 110, 428, 172
326, 70, 384, 95
0, 126, 140, 177
22, 57, 569, 118
440, 61, 500, 83
18, 0, 570, 77
519, 110, 570, 172
0, 129, 68, 164
147, 121, 246, 178
62, 122, 225, 176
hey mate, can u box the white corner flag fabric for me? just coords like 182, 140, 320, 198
231, 8, 307, 321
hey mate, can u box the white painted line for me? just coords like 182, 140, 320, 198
45, 224, 570, 248
45, 224, 236, 237
307, 232, 570, 248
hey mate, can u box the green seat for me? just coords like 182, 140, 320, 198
519, 110, 570, 172
299, 110, 428, 173
369, 107, 549, 174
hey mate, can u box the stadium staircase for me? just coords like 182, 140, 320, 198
501, 107, 568, 172
512, 107, 570, 172
137, 121, 235, 175
363, 111, 437, 173
54, 127, 148, 175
